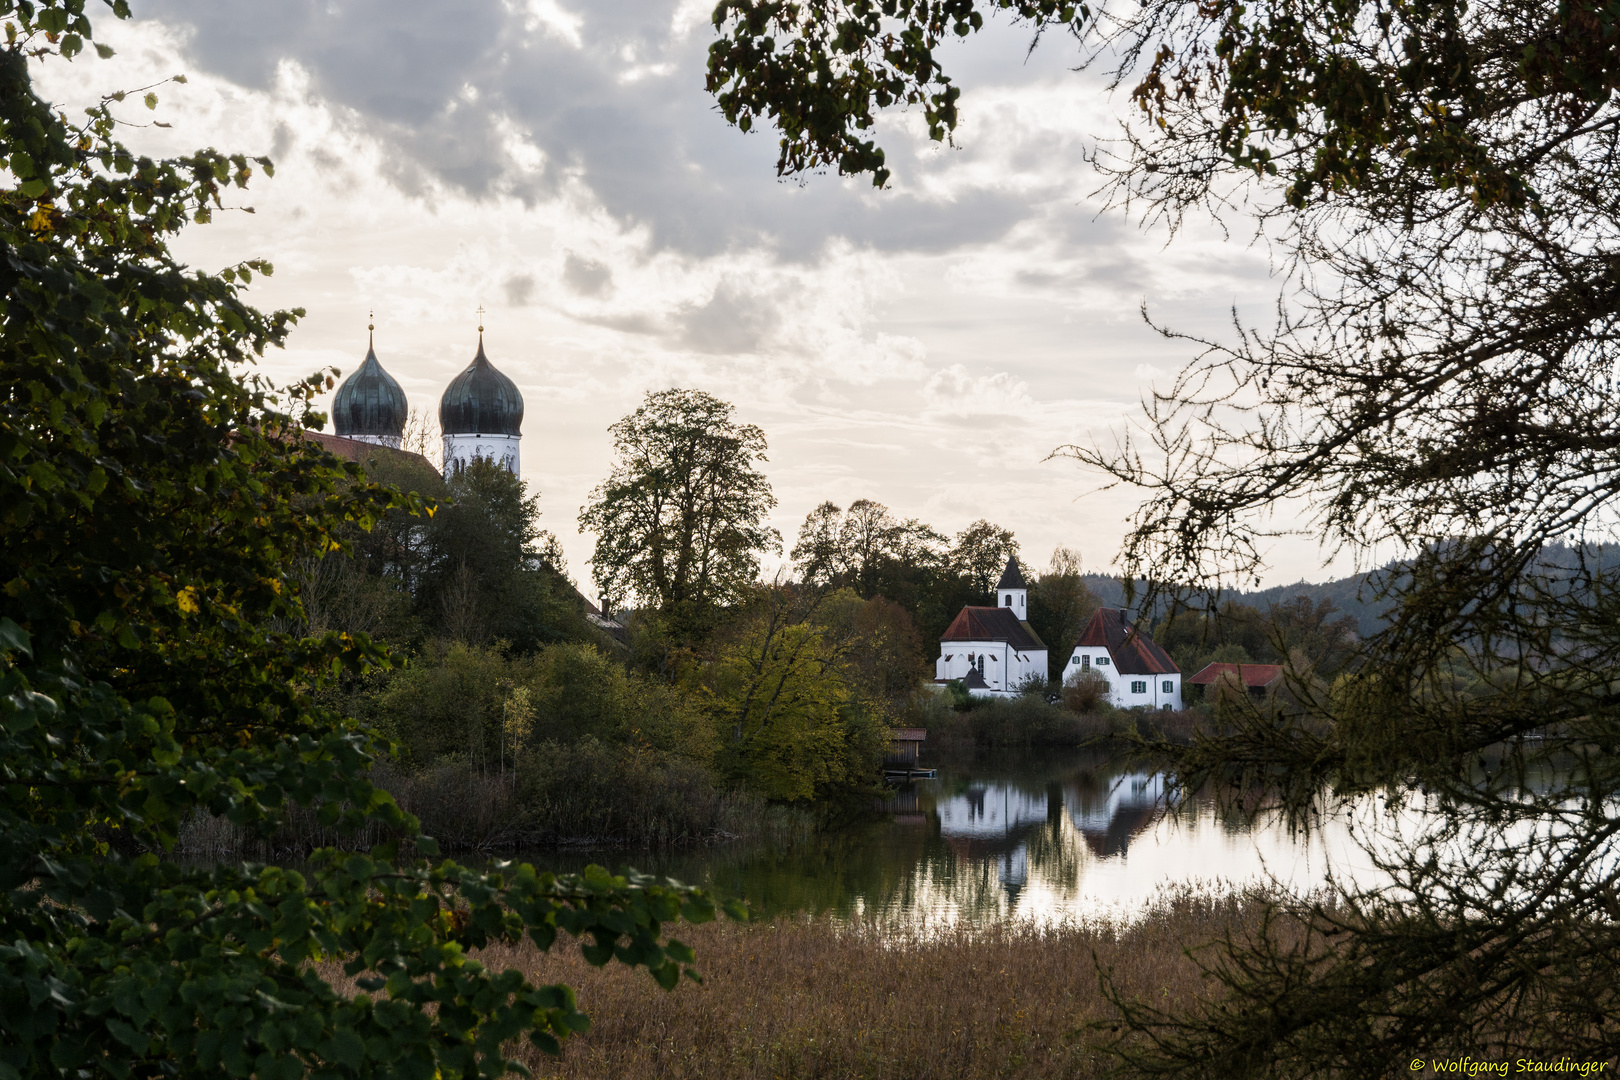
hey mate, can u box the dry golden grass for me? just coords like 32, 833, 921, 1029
474, 890, 1263, 1080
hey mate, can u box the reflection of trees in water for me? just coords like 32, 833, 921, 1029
520, 749, 1205, 923
531, 749, 1591, 931
783, 752, 1189, 921
706, 818, 936, 920
1020, 786, 1087, 905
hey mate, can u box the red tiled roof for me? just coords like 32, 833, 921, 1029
940, 606, 1046, 651
1075, 608, 1178, 675
1188, 662, 1284, 688
302, 430, 436, 472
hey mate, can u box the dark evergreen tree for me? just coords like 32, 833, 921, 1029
420, 456, 587, 651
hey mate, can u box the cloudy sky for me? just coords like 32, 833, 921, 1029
40, 1, 1316, 598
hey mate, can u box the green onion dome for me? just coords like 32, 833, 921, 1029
438, 335, 523, 436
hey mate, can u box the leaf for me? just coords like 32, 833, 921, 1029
0, 618, 33, 659
105, 1018, 149, 1053
318, 1031, 364, 1070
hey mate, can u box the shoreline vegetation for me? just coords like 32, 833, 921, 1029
204, 433, 1332, 864
919, 692, 1205, 750
174, 752, 821, 859
173, 689, 1206, 859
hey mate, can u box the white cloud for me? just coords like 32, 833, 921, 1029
33, 4, 1337, 586
923, 366, 1037, 421
507, 0, 584, 47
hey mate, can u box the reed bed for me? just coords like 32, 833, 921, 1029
470, 887, 1272, 1080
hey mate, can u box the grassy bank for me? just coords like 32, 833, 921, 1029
454, 888, 1277, 1080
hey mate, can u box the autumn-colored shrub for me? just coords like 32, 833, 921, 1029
1063, 672, 1114, 714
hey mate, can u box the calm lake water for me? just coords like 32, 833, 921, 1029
527, 748, 1379, 926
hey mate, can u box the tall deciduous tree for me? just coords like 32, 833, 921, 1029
950, 519, 1021, 598
581, 389, 779, 633
0, 7, 726, 1076
790, 499, 949, 599
708, 586, 890, 801
838, 498, 901, 596
710, 0, 1620, 1072
790, 500, 847, 586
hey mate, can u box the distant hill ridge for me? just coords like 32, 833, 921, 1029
1080, 572, 1391, 636
1083, 541, 1620, 638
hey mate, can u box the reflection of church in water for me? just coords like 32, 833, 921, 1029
324, 316, 524, 477
931, 772, 1168, 899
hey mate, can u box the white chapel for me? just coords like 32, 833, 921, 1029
935, 557, 1049, 697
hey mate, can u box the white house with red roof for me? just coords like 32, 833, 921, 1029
1061, 607, 1183, 709
935, 557, 1049, 696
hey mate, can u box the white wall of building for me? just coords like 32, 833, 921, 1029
443, 433, 520, 477
1059, 647, 1182, 710
936, 640, 1047, 695
1065, 771, 1168, 834
996, 584, 1029, 619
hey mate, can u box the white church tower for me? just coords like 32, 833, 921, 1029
996, 555, 1029, 619
438, 312, 524, 476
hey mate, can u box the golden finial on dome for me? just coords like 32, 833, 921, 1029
476, 304, 486, 335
